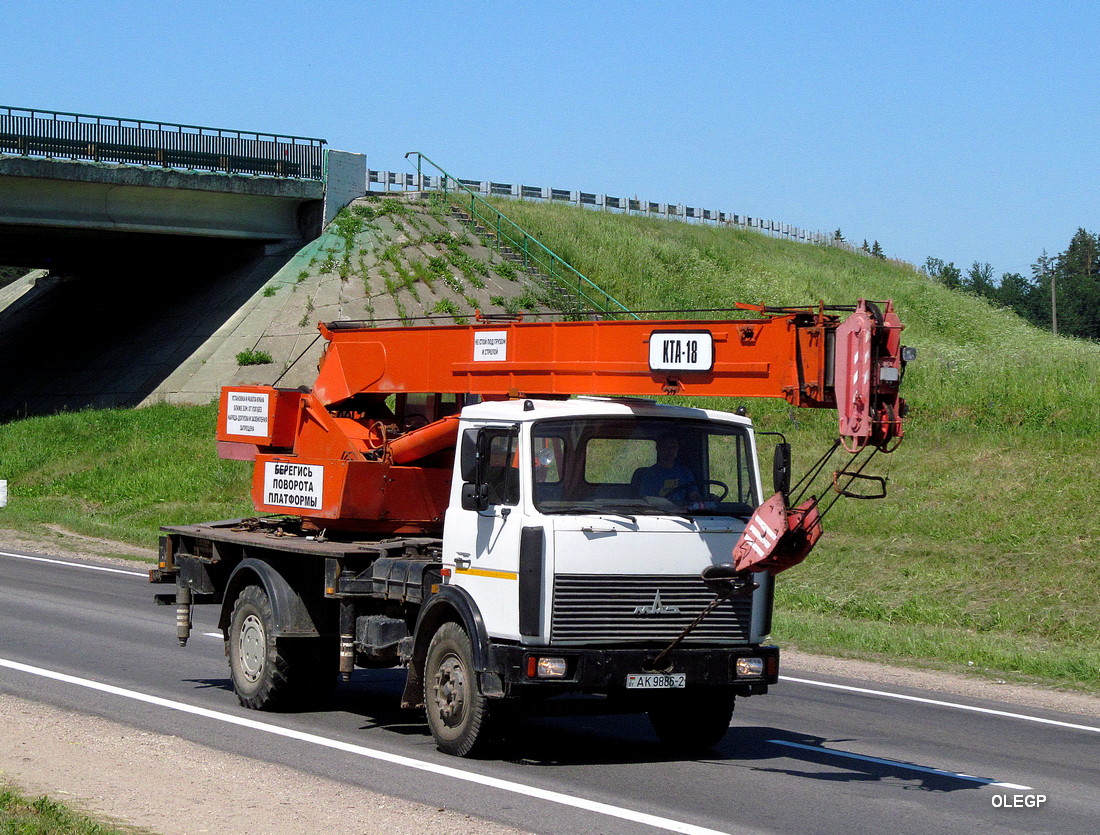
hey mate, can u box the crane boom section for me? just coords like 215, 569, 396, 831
317, 313, 835, 407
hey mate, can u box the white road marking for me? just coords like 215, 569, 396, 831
202, 632, 222, 639
7, 547, 1098, 736
0, 657, 745, 835
0, 550, 148, 577
780, 675, 1100, 734
769, 739, 1033, 790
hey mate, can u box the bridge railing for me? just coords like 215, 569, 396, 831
0, 106, 326, 180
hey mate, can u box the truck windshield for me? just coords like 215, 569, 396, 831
531, 417, 756, 517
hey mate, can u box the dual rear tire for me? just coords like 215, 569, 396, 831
228, 590, 731, 757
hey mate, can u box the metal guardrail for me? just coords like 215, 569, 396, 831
404, 152, 638, 320
370, 168, 905, 266
370, 169, 831, 245
0, 106, 326, 179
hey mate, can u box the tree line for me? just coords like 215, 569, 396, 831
922, 228, 1100, 339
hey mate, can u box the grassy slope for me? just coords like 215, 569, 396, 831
0, 404, 253, 547
2, 200, 1098, 691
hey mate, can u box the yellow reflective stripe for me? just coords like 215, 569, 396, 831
454, 567, 519, 580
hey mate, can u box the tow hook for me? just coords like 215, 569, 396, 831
647, 565, 757, 671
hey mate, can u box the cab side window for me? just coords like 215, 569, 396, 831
482, 428, 520, 506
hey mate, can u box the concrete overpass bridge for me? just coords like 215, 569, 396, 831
0, 106, 366, 418
0, 105, 365, 270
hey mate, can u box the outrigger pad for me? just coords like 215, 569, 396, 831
732, 492, 823, 575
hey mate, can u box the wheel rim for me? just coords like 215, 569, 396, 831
238, 613, 265, 683
432, 651, 468, 729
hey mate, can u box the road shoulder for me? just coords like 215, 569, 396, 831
0, 694, 529, 835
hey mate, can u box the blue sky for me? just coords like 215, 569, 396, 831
2, 1, 1095, 279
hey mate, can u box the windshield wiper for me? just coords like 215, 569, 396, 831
553, 506, 637, 522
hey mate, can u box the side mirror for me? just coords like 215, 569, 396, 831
459, 428, 480, 483
773, 442, 791, 497
461, 481, 489, 511
459, 428, 490, 510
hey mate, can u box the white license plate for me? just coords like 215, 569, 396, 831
626, 673, 686, 689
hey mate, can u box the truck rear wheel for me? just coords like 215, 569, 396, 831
647, 689, 735, 753
423, 622, 494, 757
228, 584, 334, 711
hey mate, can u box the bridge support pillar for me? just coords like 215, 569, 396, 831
323, 150, 367, 227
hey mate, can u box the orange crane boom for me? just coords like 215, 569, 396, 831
217, 300, 908, 538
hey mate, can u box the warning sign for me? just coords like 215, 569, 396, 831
263, 462, 324, 510
473, 330, 508, 362
225, 391, 270, 437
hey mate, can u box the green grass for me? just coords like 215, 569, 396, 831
236, 349, 273, 366
488, 199, 1100, 432
0, 785, 140, 834
0, 403, 253, 548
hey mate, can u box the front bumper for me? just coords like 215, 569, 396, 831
487, 643, 779, 697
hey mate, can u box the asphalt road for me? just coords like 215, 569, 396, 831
1, 545, 1097, 835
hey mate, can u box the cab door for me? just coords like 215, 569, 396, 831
445, 426, 525, 639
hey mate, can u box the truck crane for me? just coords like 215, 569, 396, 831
152, 300, 909, 756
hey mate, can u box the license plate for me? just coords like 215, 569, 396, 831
626, 673, 686, 689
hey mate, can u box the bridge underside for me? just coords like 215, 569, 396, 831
0, 237, 291, 419
0, 159, 325, 418
0, 157, 324, 269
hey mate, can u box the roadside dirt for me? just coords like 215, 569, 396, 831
0, 694, 528, 835
2, 527, 1098, 833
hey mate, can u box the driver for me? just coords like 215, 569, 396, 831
634, 433, 700, 503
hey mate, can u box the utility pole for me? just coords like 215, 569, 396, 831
1050, 264, 1058, 336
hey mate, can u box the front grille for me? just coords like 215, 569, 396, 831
551, 574, 753, 645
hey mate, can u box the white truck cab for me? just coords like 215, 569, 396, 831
422, 396, 779, 752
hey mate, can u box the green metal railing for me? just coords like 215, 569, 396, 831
405, 152, 637, 320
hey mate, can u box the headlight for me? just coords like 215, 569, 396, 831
526, 656, 568, 678
736, 657, 764, 677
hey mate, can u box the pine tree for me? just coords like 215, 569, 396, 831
994, 272, 1044, 325
871, 241, 885, 259
1031, 250, 1057, 334
1054, 229, 1100, 339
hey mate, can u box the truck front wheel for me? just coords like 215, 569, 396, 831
424, 622, 494, 756
228, 584, 334, 711
647, 689, 735, 753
